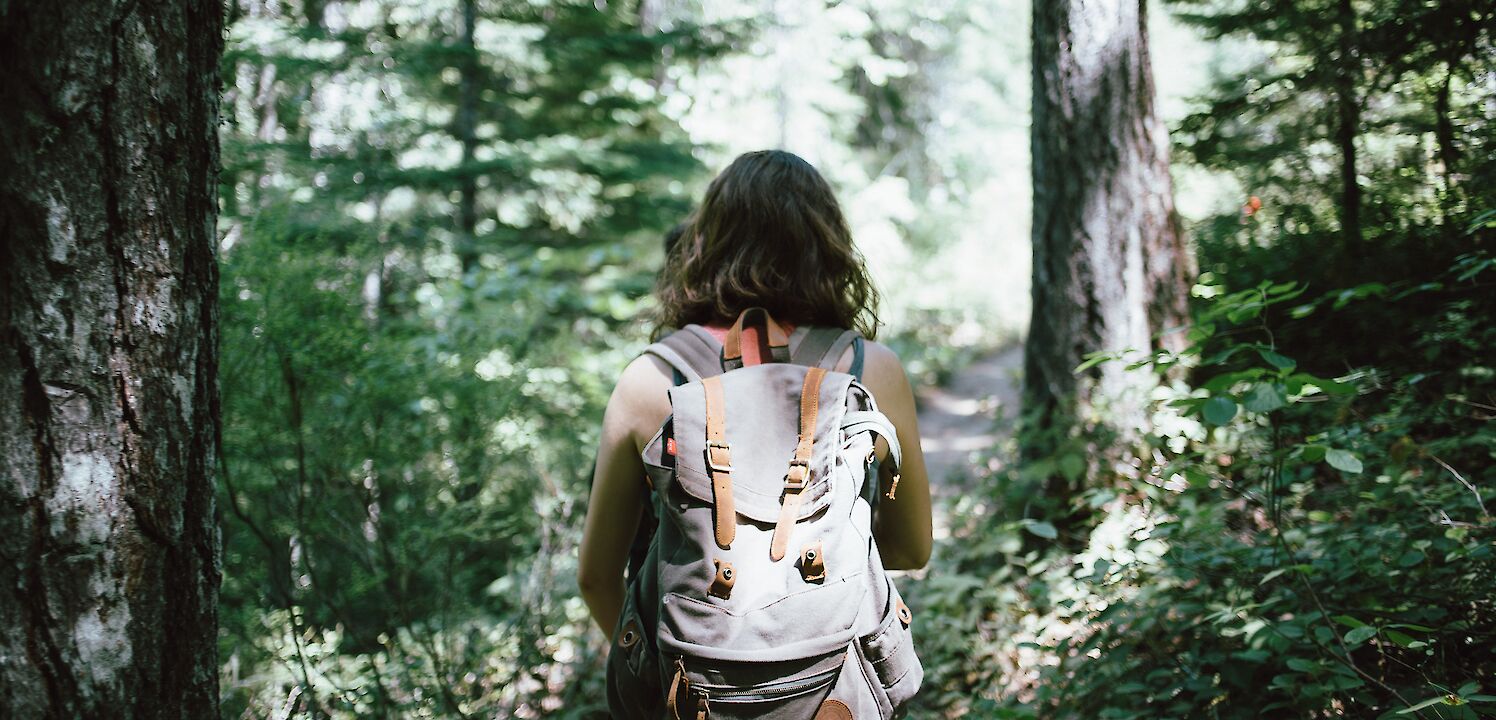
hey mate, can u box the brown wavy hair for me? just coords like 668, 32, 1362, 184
654, 150, 880, 338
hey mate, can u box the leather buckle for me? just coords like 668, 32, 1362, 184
785, 458, 810, 489
705, 440, 732, 474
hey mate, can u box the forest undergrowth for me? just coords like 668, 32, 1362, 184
910, 233, 1495, 718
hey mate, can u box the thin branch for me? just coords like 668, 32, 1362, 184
1428, 454, 1489, 518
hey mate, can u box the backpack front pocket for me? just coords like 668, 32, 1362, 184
668, 650, 843, 720
658, 572, 867, 662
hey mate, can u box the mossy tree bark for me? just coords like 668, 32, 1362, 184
1024, 0, 1193, 520
0, 1, 224, 717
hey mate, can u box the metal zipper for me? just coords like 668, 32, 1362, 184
690, 665, 840, 703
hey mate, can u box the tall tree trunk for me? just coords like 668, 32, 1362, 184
1334, 0, 1362, 246
1024, 0, 1192, 513
0, 1, 224, 717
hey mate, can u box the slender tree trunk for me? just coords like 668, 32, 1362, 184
457, 0, 481, 273
1024, 0, 1192, 509
1434, 60, 1461, 183
1334, 0, 1362, 246
0, 1, 224, 717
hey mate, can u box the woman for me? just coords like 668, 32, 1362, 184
578, 149, 932, 640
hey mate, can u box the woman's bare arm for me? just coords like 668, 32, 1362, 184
577, 355, 671, 635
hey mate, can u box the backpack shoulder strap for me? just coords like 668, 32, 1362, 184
841, 410, 902, 473
649, 325, 862, 381
790, 327, 860, 373
642, 325, 725, 383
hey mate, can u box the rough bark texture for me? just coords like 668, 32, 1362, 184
0, 1, 223, 717
1024, 0, 1193, 455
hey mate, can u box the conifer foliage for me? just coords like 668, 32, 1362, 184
217, 1, 725, 714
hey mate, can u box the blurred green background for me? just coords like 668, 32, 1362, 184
216, 0, 1493, 717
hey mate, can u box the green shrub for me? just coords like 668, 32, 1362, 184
910, 251, 1495, 718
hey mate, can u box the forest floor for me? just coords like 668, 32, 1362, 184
914, 343, 1024, 540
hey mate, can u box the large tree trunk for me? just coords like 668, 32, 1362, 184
1024, 0, 1192, 504
0, 1, 224, 717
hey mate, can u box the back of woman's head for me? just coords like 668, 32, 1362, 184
654, 150, 880, 338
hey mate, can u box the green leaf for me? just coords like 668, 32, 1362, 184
1385, 630, 1418, 647
1290, 303, 1318, 319
1074, 351, 1117, 373
1287, 657, 1319, 672
1399, 696, 1455, 713
1203, 396, 1238, 425
1203, 369, 1263, 392
1257, 348, 1297, 371
1301, 445, 1328, 462
1326, 449, 1363, 474
1023, 521, 1058, 539
1058, 454, 1086, 482
1327, 674, 1365, 690
1292, 373, 1358, 395
1243, 383, 1288, 413
1345, 626, 1377, 646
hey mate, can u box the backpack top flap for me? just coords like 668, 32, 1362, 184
667, 362, 853, 524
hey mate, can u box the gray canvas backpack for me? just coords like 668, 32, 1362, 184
605, 308, 923, 720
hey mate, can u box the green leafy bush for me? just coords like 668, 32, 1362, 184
910, 251, 1495, 718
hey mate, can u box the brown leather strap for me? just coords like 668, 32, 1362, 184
794, 368, 825, 472
702, 376, 735, 549
722, 307, 790, 369
771, 367, 826, 561
668, 658, 709, 720
667, 659, 687, 720
770, 492, 804, 562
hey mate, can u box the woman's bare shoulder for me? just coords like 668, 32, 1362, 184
844, 338, 912, 401
606, 352, 675, 451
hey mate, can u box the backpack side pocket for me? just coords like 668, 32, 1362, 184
856, 579, 923, 715
606, 593, 662, 719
